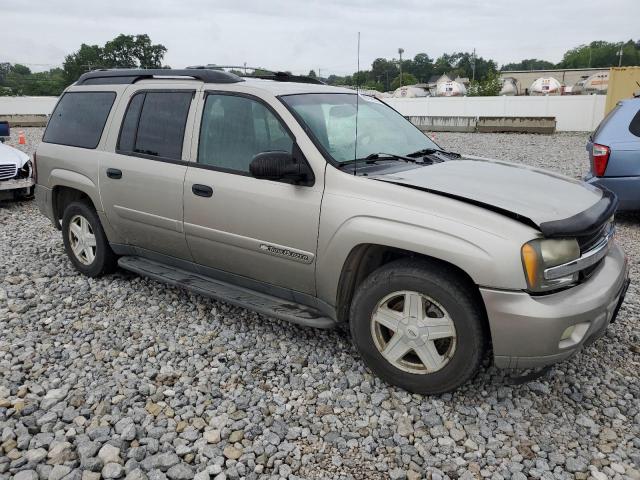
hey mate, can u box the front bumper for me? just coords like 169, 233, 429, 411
481, 244, 629, 369
0, 177, 34, 199
0, 177, 34, 191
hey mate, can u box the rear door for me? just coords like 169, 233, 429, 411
182, 91, 323, 295
99, 85, 198, 259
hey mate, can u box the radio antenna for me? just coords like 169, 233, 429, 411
353, 32, 361, 177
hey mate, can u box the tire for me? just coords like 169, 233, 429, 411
349, 258, 486, 394
61, 200, 117, 277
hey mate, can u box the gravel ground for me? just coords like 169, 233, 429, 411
1, 128, 639, 480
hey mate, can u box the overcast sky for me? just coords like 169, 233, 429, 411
2, 0, 638, 75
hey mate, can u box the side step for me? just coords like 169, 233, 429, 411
117, 256, 336, 329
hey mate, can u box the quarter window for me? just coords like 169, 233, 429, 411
198, 94, 293, 173
43, 92, 116, 149
629, 108, 640, 138
117, 91, 193, 160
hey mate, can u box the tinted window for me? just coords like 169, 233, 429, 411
629, 108, 640, 138
117, 91, 193, 160
198, 94, 293, 173
117, 93, 144, 152
43, 92, 116, 149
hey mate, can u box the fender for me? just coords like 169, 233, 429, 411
47, 168, 120, 242
316, 214, 527, 308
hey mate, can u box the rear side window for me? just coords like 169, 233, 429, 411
43, 92, 116, 149
630, 108, 640, 137
117, 91, 193, 160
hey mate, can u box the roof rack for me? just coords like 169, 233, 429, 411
76, 69, 244, 86
187, 65, 325, 85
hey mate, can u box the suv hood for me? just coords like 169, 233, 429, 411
0, 143, 30, 168
373, 156, 612, 236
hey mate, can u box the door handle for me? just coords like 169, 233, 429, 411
192, 184, 213, 197
106, 168, 122, 179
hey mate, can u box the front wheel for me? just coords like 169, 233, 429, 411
61, 201, 117, 277
349, 259, 486, 394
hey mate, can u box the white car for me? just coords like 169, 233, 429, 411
0, 140, 34, 200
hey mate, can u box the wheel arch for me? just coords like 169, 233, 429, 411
334, 243, 491, 351
51, 185, 96, 229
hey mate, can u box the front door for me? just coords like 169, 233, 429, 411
183, 92, 323, 295
100, 87, 196, 259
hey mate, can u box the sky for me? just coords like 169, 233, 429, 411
1, 0, 638, 75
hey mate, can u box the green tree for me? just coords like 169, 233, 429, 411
502, 58, 555, 71
63, 34, 167, 84
467, 71, 502, 96
558, 40, 640, 68
405, 53, 434, 83
307, 69, 317, 78
390, 73, 418, 90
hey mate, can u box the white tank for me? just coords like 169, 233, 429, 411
529, 77, 563, 95
435, 81, 466, 97
583, 71, 609, 94
499, 78, 519, 96
392, 86, 429, 98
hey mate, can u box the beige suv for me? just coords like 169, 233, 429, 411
36, 68, 629, 393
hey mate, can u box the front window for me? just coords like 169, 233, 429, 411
281, 93, 438, 164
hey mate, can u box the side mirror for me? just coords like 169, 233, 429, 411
249, 150, 313, 185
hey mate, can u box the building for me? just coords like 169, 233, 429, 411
499, 67, 610, 94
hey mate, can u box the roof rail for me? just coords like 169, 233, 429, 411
76, 69, 244, 86
187, 65, 325, 85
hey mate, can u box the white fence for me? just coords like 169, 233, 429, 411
385, 95, 607, 132
0, 94, 607, 132
0, 96, 58, 115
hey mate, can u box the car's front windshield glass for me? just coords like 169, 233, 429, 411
281, 93, 438, 164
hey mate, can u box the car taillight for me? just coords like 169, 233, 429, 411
592, 143, 610, 177
32, 152, 38, 183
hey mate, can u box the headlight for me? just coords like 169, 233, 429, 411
521, 238, 580, 292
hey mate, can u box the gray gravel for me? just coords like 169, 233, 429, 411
1, 128, 639, 480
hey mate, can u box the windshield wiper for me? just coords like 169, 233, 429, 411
406, 148, 461, 159
339, 152, 418, 166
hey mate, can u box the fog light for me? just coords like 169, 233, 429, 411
558, 322, 591, 349
560, 326, 575, 341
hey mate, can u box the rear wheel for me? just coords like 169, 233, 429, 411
62, 201, 117, 277
350, 258, 485, 394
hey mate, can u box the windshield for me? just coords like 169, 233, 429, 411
281, 93, 438, 164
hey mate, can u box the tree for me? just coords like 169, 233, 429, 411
502, 59, 555, 71
558, 40, 640, 68
467, 71, 502, 96
307, 69, 317, 78
390, 73, 418, 90
370, 57, 399, 90
63, 34, 167, 84
405, 53, 434, 83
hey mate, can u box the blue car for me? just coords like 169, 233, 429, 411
585, 97, 640, 211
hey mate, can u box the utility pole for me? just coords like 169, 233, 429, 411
398, 48, 404, 87
618, 43, 624, 67
471, 48, 476, 82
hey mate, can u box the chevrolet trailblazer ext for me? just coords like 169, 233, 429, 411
35, 68, 630, 394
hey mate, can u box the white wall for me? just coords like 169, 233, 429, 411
0, 96, 58, 115
385, 95, 606, 132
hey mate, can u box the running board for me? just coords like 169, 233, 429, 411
117, 256, 336, 329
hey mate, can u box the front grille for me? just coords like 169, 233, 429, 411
576, 218, 614, 281
576, 220, 612, 254
0, 163, 17, 180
